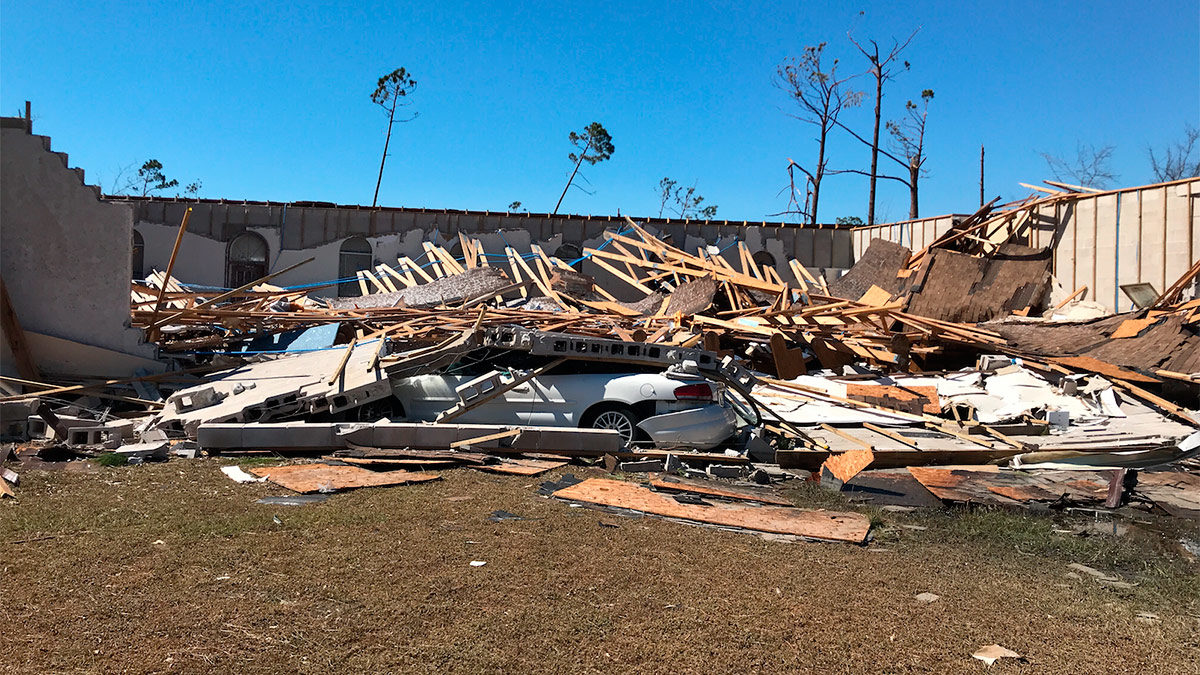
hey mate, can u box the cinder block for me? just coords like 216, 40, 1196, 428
707, 464, 746, 479
618, 459, 664, 473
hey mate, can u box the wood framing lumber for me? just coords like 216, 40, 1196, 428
149, 257, 316, 330
449, 428, 522, 449
146, 207, 192, 337
0, 276, 41, 381
326, 337, 360, 385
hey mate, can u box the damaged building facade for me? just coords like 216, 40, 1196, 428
119, 197, 857, 303
3, 111, 1199, 537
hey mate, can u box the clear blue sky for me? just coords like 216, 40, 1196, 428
3, 1, 1197, 223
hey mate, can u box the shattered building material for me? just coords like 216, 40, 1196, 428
648, 474, 793, 506
250, 462, 440, 493
2, 130, 1196, 536
326, 266, 513, 310
552, 477, 871, 543
900, 244, 1054, 323
826, 239, 911, 301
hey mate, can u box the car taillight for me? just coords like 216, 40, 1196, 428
673, 383, 713, 401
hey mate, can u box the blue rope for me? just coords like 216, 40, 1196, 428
185, 338, 381, 356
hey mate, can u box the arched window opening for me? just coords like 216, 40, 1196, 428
752, 250, 777, 270
226, 232, 269, 288
131, 230, 145, 280
554, 243, 582, 265
338, 237, 374, 297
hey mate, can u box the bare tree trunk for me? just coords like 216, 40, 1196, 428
372, 98, 398, 208
812, 125, 828, 226
979, 145, 985, 207
553, 144, 589, 216
908, 163, 920, 219
867, 70, 882, 226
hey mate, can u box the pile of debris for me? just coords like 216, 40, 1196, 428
3, 211, 1197, 539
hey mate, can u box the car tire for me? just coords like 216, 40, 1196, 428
580, 405, 642, 446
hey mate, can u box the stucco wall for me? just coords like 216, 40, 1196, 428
1, 125, 157, 376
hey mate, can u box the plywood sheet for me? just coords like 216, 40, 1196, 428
474, 458, 567, 476
553, 478, 869, 543
648, 475, 793, 506
1109, 317, 1156, 339
250, 464, 440, 493
820, 449, 875, 484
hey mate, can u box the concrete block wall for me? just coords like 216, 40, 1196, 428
125, 198, 856, 300
846, 179, 1200, 313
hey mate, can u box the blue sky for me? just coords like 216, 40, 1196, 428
2, 1, 1197, 223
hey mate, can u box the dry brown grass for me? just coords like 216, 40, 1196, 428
2, 458, 1197, 674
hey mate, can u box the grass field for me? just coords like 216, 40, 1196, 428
3, 457, 1197, 673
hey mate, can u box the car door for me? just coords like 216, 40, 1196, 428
393, 374, 532, 425
526, 373, 613, 427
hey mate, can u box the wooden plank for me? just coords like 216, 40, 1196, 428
148, 257, 316, 330
474, 458, 567, 476
250, 464, 440, 493
820, 449, 874, 484
145, 207, 192, 337
333, 456, 462, 469
449, 428, 522, 449
326, 337, 360, 385
1051, 355, 1160, 384
0, 276, 41, 380
649, 475, 793, 506
863, 422, 924, 449
819, 424, 875, 451
553, 478, 870, 543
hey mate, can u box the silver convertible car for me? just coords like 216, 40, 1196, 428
386, 352, 738, 449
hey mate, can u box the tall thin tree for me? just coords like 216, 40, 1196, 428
848, 28, 918, 226
831, 89, 935, 219
553, 122, 614, 215
776, 44, 862, 225
887, 89, 935, 219
370, 67, 417, 208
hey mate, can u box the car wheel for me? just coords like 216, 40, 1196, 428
583, 406, 641, 445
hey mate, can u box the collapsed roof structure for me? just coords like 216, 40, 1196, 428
2, 113, 1198, 535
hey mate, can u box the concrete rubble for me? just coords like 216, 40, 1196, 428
3, 205, 1198, 539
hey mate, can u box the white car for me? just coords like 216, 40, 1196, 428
387, 356, 738, 449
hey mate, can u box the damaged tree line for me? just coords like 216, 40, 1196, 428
2, 191, 1198, 542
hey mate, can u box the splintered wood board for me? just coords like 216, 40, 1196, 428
330, 457, 462, 469
648, 476, 793, 506
474, 458, 568, 476
250, 464, 440, 494
820, 449, 875, 484
553, 478, 869, 543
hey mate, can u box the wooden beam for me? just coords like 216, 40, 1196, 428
148, 257, 315, 330
0, 277, 40, 381
145, 207, 192, 339
449, 428, 521, 449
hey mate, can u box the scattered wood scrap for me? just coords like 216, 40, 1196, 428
552, 477, 871, 543
250, 463, 440, 493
